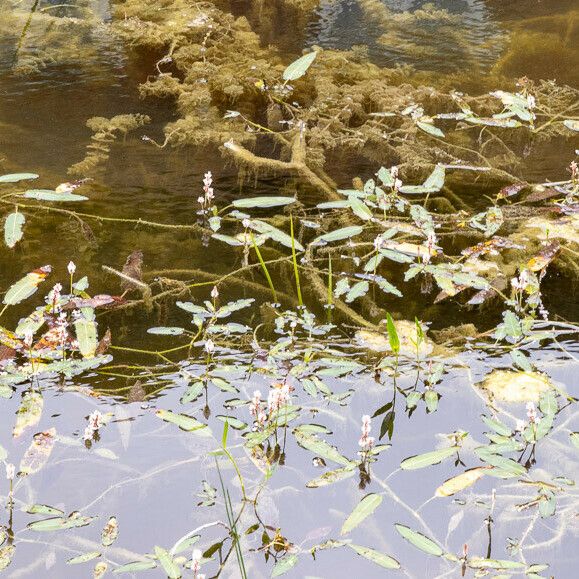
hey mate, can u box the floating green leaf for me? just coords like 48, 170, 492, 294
293, 430, 351, 466
4, 211, 25, 248
0, 173, 38, 183
341, 493, 383, 535
271, 553, 299, 577
400, 446, 458, 470
3, 266, 51, 306
74, 316, 98, 358
233, 196, 296, 208
306, 465, 356, 488
312, 226, 364, 245
67, 551, 101, 565
395, 524, 443, 556
113, 560, 157, 574
156, 410, 212, 436
147, 327, 185, 335
154, 546, 181, 579
347, 544, 400, 569
23, 189, 88, 202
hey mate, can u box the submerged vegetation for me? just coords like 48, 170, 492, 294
0, 0, 578, 577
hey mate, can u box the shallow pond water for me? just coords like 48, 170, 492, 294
0, 1, 578, 578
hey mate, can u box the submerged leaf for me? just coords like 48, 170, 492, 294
19, 428, 56, 475
283, 51, 317, 81
13, 390, 43, 438
271, 553, 299, 576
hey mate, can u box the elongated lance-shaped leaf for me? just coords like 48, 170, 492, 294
348, 544, 400, 569
156, 410, 212, 436
232, 196, 296, 208
4, 211, 25, 248
0, 173, 38, 183
395, 524, 444, 556
386, 313, 400, 354
271, 553, 299, 577
341, 493, 383, 535
153, 546, 181, 579
283, 51, 317, 81
3, 265, 51, 305
400, 446, 458, 470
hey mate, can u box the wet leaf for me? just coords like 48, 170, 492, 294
94, 561, 108, 578
385, 313, 400, 355
113, 560, 157, 573
347, 544, 400, 569
67, 551, 101, 565
305, 464, 356, 488
102, 516, 119, 547
19, 428, 56, 475
3, 265, 51, 305
25, 504, 64, 516
563, 119, 579, 132
312, 226, 364, 245
395, 524, 443, 556
147, 327, 185, 335
271, 553, 298, 576
468, 558, 525, 570
74, 316, 98, 358
0, 545, 15, 570
233, 196, 296, 208
156, 410, 212, 436
341, 493, 383, 535
28, 513, 93, 532
4, 211, 25, 248
23, 189, 88, 202
400, 447, 457, 470
0, 173, 38, 183
283, 51, 317, 81
435, 467, 487, 497
417, 121, 444, 138
293, 430, 351, 466
13, 390, 43, 438
154, 546, 181, 579
173, 534, 200, 554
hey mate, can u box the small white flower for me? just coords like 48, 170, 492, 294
5, 463, 15, 480
210, 286, 219, 300
23, 329, 34, 348
526, 401, 537, 424
242, 218, 251, 229
67, 261, 76, 276
192, 549, 202, 575
83, 424, 94, 442
88, 409, 104, 430
204, 339, 215, 355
